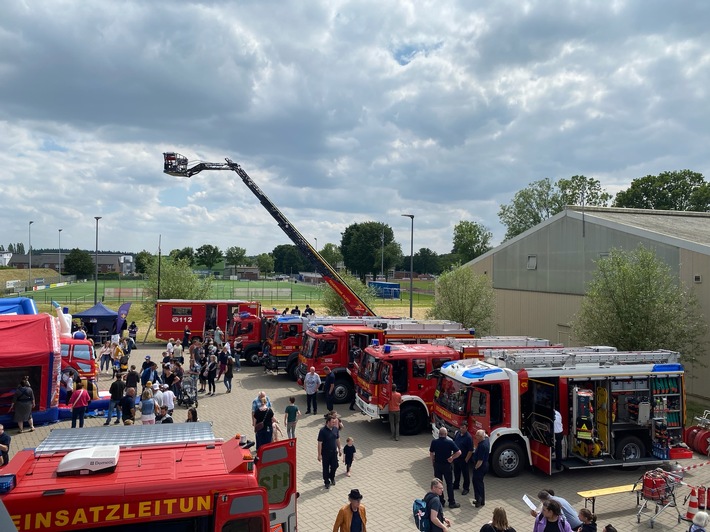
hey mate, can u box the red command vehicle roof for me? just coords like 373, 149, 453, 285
1, 424, 258, 530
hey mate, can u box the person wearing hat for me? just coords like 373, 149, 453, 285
141, 355, 152, 372
332, 489, 367, 532
152, 382, 164, 408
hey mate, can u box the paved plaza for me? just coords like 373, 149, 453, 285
8, 344, 710, 531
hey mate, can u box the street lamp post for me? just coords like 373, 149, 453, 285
58, 229, 63, 281
381, 230, 385, 280
28, 221, 34, 291
94, 217, 102, 304
401, 214, 414, 318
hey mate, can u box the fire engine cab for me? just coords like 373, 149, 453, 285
430, 349, 685, 477
0, 423, 297, 532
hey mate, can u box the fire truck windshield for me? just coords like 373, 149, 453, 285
302, 336, 316, 359
360, 354, 380, 383
435, 376, 467, 414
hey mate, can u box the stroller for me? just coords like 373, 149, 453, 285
177, 372, 199, 408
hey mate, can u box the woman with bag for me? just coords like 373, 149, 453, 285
254, 396, 274, 450
11, 377, 35, 433
70, 381, 90, 429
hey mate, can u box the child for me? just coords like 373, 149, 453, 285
284, 396, 301, 439
577, 508, 597, 532
343, 437, 356, 477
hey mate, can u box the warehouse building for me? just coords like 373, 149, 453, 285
467, 206, 710, 399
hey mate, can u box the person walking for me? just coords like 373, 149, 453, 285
254, 396, 274, 450
223, 355, 234, 393
11, 377, 35, 433
479, 507, 516, 532
453, 421, 473, 495
104, 372, 125, 425
120, 387, 136, 425
324, 366, 336, 412
471, 429, 490, 508
70, 381, 90, 428
429, 427, 461, 508
425, 478, 452, 532
206, 354, 218, 396
533, 500, 573, 532
284, 396, 300, 439
388, 383, 402, 441
304, 366, 321, 415
332, 489, 367, 532
318, 415, 340, 489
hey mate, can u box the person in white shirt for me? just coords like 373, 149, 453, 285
160, 384, 176, 414
554, 409, 564, 471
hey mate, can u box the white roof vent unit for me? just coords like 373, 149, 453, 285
56, 445, 120, 476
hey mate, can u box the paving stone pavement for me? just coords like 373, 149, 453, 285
8, 344, 710, 531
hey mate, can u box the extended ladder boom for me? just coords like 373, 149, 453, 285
164, 153, 376, 316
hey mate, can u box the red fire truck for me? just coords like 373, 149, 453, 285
0, 423, 297, 531
155, 300, 277, 365
430, 349, 685, 477
352, 337, 558, 435
296, 321, 477, 404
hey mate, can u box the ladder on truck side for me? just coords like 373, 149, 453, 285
163, 153, 376, 316
485, 349, 680, 370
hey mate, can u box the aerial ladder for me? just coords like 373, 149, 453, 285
484, 348, 679, 369
163, 153, 375, 316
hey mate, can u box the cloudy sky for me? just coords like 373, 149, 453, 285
2, 1, 709, 260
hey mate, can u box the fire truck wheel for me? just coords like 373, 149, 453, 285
400, 404, 426, 436
333, 378, 353, 404
287, 361, 299, 381
491, 441, 525, 478
614, 435, 645, 461
245, 349, 261, 366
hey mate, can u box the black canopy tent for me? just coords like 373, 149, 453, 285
73, 302, 118, 343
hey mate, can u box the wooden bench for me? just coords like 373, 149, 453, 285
578, 484, 641, 513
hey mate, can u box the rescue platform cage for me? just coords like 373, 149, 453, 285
635, 468, 683, 528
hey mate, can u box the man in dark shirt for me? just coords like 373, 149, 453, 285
429, 427, 461, 508
426, 478, 451, 532
157, 405, 174, 423
120, 388, 136, 425
471, 429, 490, 508
323, 366, 336, 412
104, 373, 126, 425
125, 365, 140, 391
453, 420, 474, 495
317, 416, 340, 489
0, 425, 10, 466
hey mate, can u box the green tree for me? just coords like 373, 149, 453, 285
169, 247, 195, 266
341, 222, 401, 279
142, 258, 212, 315
573, 246, 707, 363
452, 221, 493, 262
62, 248, 95, 278
272, 244, 309, 274
134, 250, 154, 274
255, 253, 274, 274
320, 243, 343, 270
613, 170, 710, 211
7, 244, 14, 253
225, 246, 247, 269
499, 176, 611, 241
427, 264, 495, 332
413, 248, 440, 275
195, 245, 222, 269
320, 272, 377, 316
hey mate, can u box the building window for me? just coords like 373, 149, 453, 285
526, 255, 537, 270
599, 252, 610, 259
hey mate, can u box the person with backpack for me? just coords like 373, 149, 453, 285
479, 507, 516, 532
533, 500, 573, 532
418, 478, 451, 532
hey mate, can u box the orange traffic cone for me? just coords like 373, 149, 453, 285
687, 487, 699, 522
